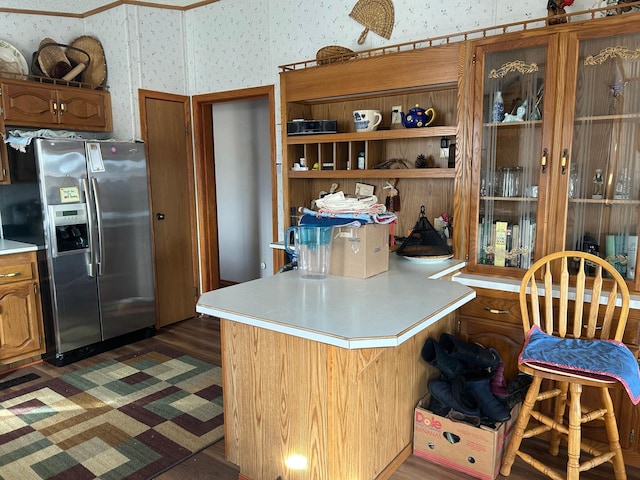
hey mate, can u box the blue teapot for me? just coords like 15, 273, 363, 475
401, 105, 436, 128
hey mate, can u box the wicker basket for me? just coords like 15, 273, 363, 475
316, 46, 355, 65
66, 36, 107, 89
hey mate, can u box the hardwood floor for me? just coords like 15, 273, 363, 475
3, 315, 639, 480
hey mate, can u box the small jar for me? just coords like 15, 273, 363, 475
357, 152, 365, 170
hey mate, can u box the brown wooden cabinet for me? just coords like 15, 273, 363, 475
465, 14, 640, 288
456, 13, 640, 464
279, 43, 468, 267
0, 251, 45, 364
0, 115, 9, 184
0, 78, 112, 132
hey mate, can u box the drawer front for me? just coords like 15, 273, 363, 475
459, 289, 522, 326
0, 262, 33, 285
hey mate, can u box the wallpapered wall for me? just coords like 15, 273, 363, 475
0, 0, 616, 139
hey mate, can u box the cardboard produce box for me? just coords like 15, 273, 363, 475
413, 394, 520, 480
330, 224, 389, 278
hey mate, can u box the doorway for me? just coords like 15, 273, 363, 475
139, 90, 199, 328
193, 86, 277, 292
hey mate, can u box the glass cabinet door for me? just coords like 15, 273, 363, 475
470, 38, 556, 275
560, 30, 640, 281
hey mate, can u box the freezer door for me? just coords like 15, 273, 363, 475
33, 139, 102, 353
88, 142, 156, 338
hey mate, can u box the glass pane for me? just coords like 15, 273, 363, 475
567, 32, 640, 280
478, 46, 546, 270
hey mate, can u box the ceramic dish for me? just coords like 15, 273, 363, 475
401, 254, 454, 264
0, 40, 28, 77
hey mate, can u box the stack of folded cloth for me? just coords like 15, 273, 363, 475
299, 191, 398, 227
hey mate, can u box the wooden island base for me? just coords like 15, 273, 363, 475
221, 314, 457, 480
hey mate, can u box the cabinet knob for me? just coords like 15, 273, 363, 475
561, 149, 568, 174
541, 148, 548, 173
156, 213, 165, 220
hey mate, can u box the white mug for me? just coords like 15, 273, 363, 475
353, 110, 382, 132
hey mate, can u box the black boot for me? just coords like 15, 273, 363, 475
439, 333, 500, 372
421, 337, 466, 380
429, 379, 481, 417
464, 375, 511, 423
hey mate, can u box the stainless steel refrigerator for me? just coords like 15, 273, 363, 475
9, 138, 156, 365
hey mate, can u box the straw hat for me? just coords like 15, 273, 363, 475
66, 35, 107, 88
349, 0, 395, 44
37, 38, 72, 78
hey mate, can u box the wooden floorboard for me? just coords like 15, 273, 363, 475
3, 315, 640, 480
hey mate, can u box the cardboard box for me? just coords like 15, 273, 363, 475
413, 394, 520, 480
330, 224, 389, 278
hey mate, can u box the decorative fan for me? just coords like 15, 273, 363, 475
349, 0, 395, 44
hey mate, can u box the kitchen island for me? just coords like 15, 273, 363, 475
197, 256, 475, 480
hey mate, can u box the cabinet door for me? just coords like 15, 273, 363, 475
59, 88, 111, 130
0, 281, 44, 362
468, 36, 559, 277
1, 81, 58, 127
551, 28, 640, 285
0, 115, 9, 184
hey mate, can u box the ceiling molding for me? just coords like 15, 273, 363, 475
0, 0, 219, 18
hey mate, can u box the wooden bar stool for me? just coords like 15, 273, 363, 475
500, 251, 636, 480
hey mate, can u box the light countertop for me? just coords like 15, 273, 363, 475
197, 255, 475, 349
453, 271, 640, 310
0, 239, 38, 255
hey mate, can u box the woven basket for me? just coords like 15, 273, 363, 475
32, 41, 90, 80
35, 38, 71, 78
350, 0, 395, 44
66, 35, 107, 89
316, 46, 355, 65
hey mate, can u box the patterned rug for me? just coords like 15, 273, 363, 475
0, 345, 224, 480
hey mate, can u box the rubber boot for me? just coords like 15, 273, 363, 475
489, 348, 508, 398
421, 337, 465, 380
464, 375, 511, 423
439, 333, 500, 372
429, 379, 481, 417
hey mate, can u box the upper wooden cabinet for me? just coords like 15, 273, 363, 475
466, 14, 640, 290
0, 115, 9, 185
279, 44, 467, 252
0, 78, 112, 132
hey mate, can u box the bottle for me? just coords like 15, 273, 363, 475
492, 90, 504, 122
614, 167, 631, 199
357, 152, 365, 170
568, 164, 579, 199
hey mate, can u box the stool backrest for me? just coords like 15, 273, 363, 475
520, 250, 630, 342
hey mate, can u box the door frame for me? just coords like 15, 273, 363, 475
138, 89, 199, 322
192, 85, 277, 293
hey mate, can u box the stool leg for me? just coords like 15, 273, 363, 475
567, 383, 582, 480
550, 380, 568, 456
600, 387, 627, 480
500, 376, 543, 476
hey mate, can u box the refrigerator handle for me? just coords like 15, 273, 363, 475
82, 178, 97, 278
91, 177, 106, 276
